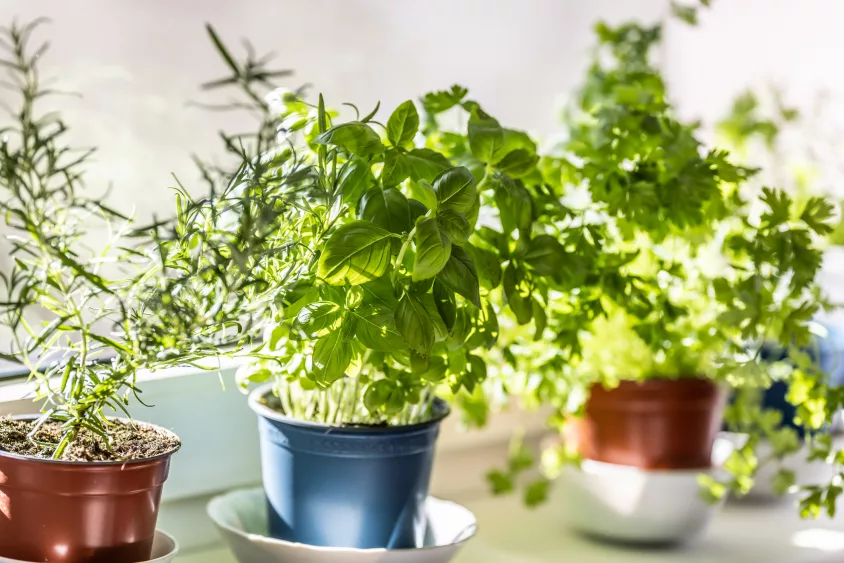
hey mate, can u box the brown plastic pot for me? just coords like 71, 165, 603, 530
567, 378, 727, 469
0, 416, 179, 563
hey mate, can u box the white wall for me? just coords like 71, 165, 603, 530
2, 0, 843, 211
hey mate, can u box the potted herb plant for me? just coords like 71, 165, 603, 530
188, 28, 501, 549
0, 21, 269, 562
0, 20, 184, 562
471, 21, 836, 524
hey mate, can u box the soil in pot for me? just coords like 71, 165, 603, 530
0, 417, 180, 563
566, 378, 727, 469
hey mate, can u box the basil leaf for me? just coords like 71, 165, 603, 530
494, 176, 533, 233
355, 304, 408, 352
395, 293, 434, 356
413, 216, 452, 281
404, 148, 451, 182
318, 221, 393, 285
465, 242, 502, 289
436, 209, 470, 245
492, 129, 538, 164
360, 275, 399, 309
433, 280, 457, 333
386, 100, 419, 148
434, 166, 477, 215
409, 179, 438, 210
438, 245, 481, 308
495, 149, 539, 178
382, 148, 411, 186
338, 155, 376, 204
522, 234, 566, 278
503, 264, 532, 324
408, 199, 428, 223
291, 301, 343, 338
314, 122, 385, 157
359, 187, 411, 234
312, 329, 353, 386
468, 108, 504, 163
383, 148, 450, 187
421, 293, 449, 341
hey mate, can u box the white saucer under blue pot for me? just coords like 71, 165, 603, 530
207, 488, 477, 563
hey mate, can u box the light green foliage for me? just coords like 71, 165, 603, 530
422, 20, 833, 505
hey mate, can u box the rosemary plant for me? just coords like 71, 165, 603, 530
0, 21, 274, 459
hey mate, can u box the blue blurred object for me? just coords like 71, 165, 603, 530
759, 323, 844, 435
249, 384, 448, 549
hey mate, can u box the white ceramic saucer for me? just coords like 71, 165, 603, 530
207, 488, 477, 563
558, 432, 743, 544
0, 530, 178, 563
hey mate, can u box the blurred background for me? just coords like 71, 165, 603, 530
3, 0, 844, 222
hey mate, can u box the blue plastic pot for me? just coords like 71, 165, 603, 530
248, 383, 449, 549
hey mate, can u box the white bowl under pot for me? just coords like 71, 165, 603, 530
207, 488, 477, 563
557, 433, 741, 545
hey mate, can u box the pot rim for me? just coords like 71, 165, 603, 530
0, 414, 181, 466
248, 382, 450, 433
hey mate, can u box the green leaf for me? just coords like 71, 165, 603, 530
522, 234, 566, 278
487, 469, 514, 495
492, 129, 538, 163
421, 85, 469, 115
772, 468, 796, 496
383, 148, 451, 186
395, 293, 435, 356
532, 298, 547, 341
359, 187, 411, 234
433, 280, 457, 333
671, 1, 698, 25
413, 216, 452, 281
292, 301, 343, 338
524, 479, 550, 507
314, 122, 385, 157
801, 196, 836, 235
355, 304, 408, 352
503, 264, 532, 324
494, 176, 533, 233
318, 221, 393, 285
421, 293, 449, 341
404, 148, 451, 182
436, 209, 470, 244
386, 100, 419, 148
495, 149, 539, 178
409, 179, 438, 210
408, 199, 428, 223
338, 155, 376, 204
382, 148, 411, 186
465, 242, 502, 289
434, 166, 477, 215
468, 108, 504, 163
312, 329, 353, 385
438, 245, 481, 308
361, 276, 399, 309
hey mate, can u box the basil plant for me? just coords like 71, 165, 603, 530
226, 89, 507, 426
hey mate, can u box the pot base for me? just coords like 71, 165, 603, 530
0, 530, 178, 563
208, 488, 476, 563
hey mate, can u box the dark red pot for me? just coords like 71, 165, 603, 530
0, 418, 178, 563
567, 378, 727, 469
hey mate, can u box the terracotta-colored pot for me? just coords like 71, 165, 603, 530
0, 417, 179, 563
567, 378, 727, 469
